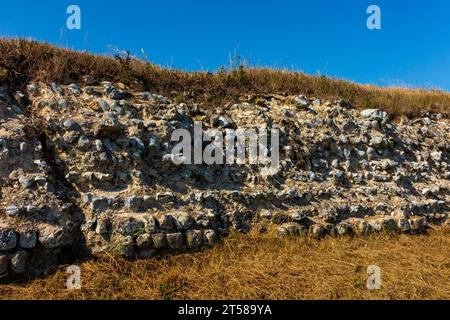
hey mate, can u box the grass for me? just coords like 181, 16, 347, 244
0, 38, 449, 118
1, 227, 449, 300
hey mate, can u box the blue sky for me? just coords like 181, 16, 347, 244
0, 0, 449, 91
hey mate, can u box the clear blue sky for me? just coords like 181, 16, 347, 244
0, 0, 449, 91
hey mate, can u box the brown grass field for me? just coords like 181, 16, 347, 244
1, 227, 449, 300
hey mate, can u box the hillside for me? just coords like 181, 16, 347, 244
0, 39, 449, 294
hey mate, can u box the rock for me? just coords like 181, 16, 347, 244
422, 188, 433, 197
38, 226, 70, 248
124, 196, 144, 212
77, 135, 91, 149
138, 92, 170, 103
369, 136, 385, 148
6, 205, 21, 216
10, 250, 27, 274
97, 99, 110, 111
90, 197, 111, 213
186, 230, 203, 249
355, 220, 371, 234
58, 98, 70, 109
129, 137, 146, 154
108, 88, 124, 100
51, 82, 62, 93
0, 254, 9, 274
94, 216, 110, 235
431, 151, 442, 162
19, 231, 37, 249
111, 234, 135, 258
18, 177, 33, 188
115, 218, 145, 236
148, 134, 161, 153
410, 217, 427, 233
26, 83, 39, 96
65, 171, 81, 183
26, 205, 45, 214
158, 214, 178, 232
68, 83, 82, 95
166, 233, 184, 250
293, 96, 309, 108
151, 233, 168, 249
203, 229, 219, 246
335, 223, 352, 236
380, 218, 398, 233
311, 224, 327, 238
95, 112, 122, 136
361, 109, 389, 122
174, 212, 195, 230
19, 142, 27, 152
0, 229, 17, 251
136, 234, 152, 249
63, 119, 80, 131
277, 223, 307, 237
397, 218, 411, 232
215, 116, 235, 129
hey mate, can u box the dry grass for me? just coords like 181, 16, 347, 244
0, 38, 449, 117
1, 227, 449, 300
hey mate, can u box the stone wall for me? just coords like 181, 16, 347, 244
0, 82, 449, 276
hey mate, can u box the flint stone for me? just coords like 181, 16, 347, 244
277, 223, 307, 237
361, 109, 389, 122
6, 205, 21, 216
158, 214, 179, 232
136, 234, 152, 249
11, 250, 27, 274
97, 99, 110, 111
18, 177, 33, 188
116, 218, 145, 236
186, 230, 203, 249
174, 212, 195, 230
63, 119, 81, 131
166, 233, 184, 250
397, 218, 411, 232
0, 254, 9, 274
0, 229, 17, 251
27, 83, 39, 96
90, 197, 111, 213
336, 223, 352, 236
39, 227, 70, 248
203, 229, 219, 246
112, 234, 135, 258
293, 96, 309, 107
68, 83, 81, 95
125, 196, 144, 212
108, 88, 124, 100
20, 231, 37, 249
311, 224, 327, 238
151, 233, 168, 249
58, 99, 69, 109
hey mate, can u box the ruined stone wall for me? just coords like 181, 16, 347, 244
0, 82, 449, 276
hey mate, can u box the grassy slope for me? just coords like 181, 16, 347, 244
0, 38, 449, 117
1, 228, 449, 300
